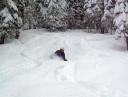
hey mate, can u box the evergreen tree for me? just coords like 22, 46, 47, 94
35, 0, 50, 28
93, 4, 102, 32
35, 0, 67, 31
101, 0, 115, 34
0, 0, 22, 44
68, 0, 84, 29
46, 0, 68, 31
114, 0, 128, 49
84, 0, 102, 32
22, 0, 37, 29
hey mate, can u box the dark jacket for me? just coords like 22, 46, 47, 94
55, 49, 67, 61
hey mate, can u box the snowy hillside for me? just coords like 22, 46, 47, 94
0, 29, 128, 97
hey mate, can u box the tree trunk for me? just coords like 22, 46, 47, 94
15, 30, 20, 39
101, 27, 104, 34
100, 1, 105, 34
125, 36, 128, 50
0, 35, 5, 44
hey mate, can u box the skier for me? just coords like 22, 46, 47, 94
55, 48, 67, 61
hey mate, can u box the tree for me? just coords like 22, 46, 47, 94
46, 0, 68, 31
114, 0, 128, 50
35, 0, 52, 28
67, 0, 84, 29
22, 0, 37, 29
84, 0, 102, 32
101, 0, 115, 34
0, 0, 22, 44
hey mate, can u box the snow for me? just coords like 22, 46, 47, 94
0, 8, 14, 23
94, 5, 101, 11
87, 8, 93, 14
116, 0, 125, 3
114, 0, 128, 38
125, 2, 128, 12
114, 3, 120, 14
7, 0, 18, 11
102, 9, 112, 21
0, 29, 128, 97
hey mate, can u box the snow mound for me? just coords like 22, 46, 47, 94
54, 61, 75, 82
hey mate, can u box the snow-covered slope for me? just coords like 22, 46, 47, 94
0, 29, 128, 97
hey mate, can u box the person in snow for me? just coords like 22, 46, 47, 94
55, 48, 67, 61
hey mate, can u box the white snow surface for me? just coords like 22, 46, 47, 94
0, 29, 128, 97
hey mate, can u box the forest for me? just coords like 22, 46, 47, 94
0, 0, 128, 49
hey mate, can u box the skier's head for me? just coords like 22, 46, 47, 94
60, 48, 64, 52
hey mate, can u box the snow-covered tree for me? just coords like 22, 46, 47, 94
84, 0, 94, 31
14, 0, 26, 26
0, 0, 22, 44
84, 0, 102, 32
67, 0, 84, 29
22, 0, 37, 29
101, 0, 115, 34
67, 0, 75, 29
36, 0, 68, 31
35, 0, 51, 28
114, 0, 128, 49
46, 0, 68, 31
93, 4, 102, 32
